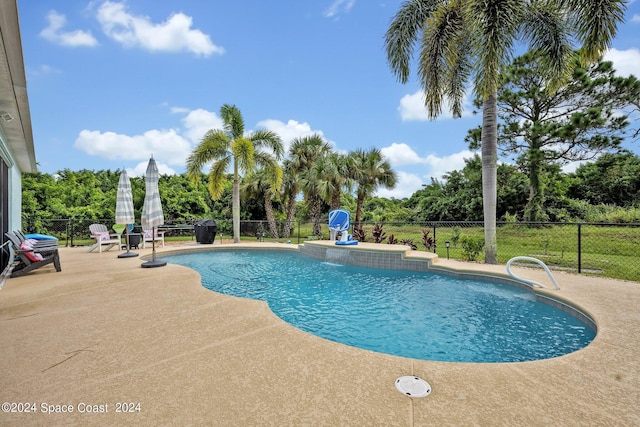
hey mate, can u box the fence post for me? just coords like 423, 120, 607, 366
66, 219, 70, 247
70, 218, 75, 247
433, 224, 437, 254
577, 223, 582, 274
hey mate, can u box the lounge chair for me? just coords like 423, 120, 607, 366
13, 230, 59, 251
142, 227, 165, 249
328, 209, 358, 246
88, 224, 122, 253
4, 231, 61, 277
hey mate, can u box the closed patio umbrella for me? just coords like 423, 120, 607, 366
115, 169, 138, 258
141, 156, 166, 268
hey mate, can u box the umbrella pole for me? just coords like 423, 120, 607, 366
118, 225, 138, 258
141, 225, 166, 268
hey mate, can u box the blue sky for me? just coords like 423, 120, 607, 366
18, 0, 640, 199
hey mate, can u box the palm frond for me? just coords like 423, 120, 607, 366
466, 0, 524, 98
419, 0, 469, 118
186, 129, 230, 182
521, 2, 574, 92
385, 0, 438, 83
564, 0, 626, 65
220, 104, 245, 140
266, 163, 284, 195
250, 129, 284, 160
445, 33, 473, 118
287, 134, 331, 171
232, 137, 255, 174
208, 157, 231, 200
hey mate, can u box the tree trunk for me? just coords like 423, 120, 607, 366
310, 196, 322, 236
282, 191, 297, 239
355, 192, 364, 224
264, 195, 279, 239
232, 159, 240, 243
524, 146, 545, 222
482, 94, 498, 264
331, 189, 341, 210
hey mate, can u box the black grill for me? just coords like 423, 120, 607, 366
194, 219, 217, 244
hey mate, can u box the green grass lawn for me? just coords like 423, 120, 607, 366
307, 223, 640, 282
60, 222, 640, 282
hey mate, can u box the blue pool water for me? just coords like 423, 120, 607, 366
161, 250, 596, 363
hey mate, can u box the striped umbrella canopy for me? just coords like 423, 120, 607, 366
115, 169, 135, 225
141, 156, 164, 230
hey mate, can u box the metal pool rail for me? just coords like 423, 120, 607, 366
506, 256, 560, 290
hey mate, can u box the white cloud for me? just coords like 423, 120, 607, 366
73, 106, 335, 176
378, 144, 478, 197
381, 143, 476, 176
423, 150, 477, 180
95, 1, 224, 57
30, 64, 61, 76
74, 128, 192, 166
39, 10, 98, 47
603, 47, 640, 78
632, 14, 640, 22
375, 171, 424, 199
380, 143, 423, 166
256, 119, 328, 152
169, 106, 190, 114
180, 108, 224, 144
324, 0, 356, 18
399, 90, 475, 121
127, 160, 176, 177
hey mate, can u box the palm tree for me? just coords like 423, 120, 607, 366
187, 104, 282, 243
241, 161, 284, 239
349, 148, 397, 224
326, 152, 353, 210
280, 159, 298, 239
300, 154, 336, 236
286, 134, 332, 237
385, 0, 626, 263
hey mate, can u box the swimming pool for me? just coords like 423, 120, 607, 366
161, 250, 595, 363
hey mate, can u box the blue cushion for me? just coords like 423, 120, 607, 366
25, 233, 57, 241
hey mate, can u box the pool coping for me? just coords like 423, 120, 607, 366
1, 241, 639, 425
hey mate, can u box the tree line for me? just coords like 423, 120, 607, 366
22, 149, 640, 232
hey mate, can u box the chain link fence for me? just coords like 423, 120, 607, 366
21, 217, 640, 282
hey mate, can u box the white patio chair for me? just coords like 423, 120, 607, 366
142, 228, 165, 249
88, 224, 122, 253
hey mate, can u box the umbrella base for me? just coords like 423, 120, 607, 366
141, 260, 167, 268
118, 251, 139, 258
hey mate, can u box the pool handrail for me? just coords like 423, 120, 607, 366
506, 256, 560, 290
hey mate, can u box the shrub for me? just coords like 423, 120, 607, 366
401, 239, 418, 250
451, 226, 461, 248
460, 235, 484, 261
387, 234, 398, 244
421, 229, 436, 250
372, 223, 386, 243
353, 224, 366, 242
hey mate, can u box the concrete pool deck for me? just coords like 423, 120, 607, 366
1, 242, 639, 426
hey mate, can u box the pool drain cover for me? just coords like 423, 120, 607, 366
395, 376, 431, 398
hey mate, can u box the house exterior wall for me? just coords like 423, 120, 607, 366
0, 131, 22, 231
1, 0, 36, 273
